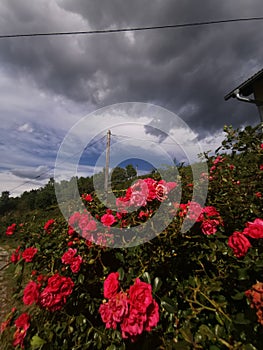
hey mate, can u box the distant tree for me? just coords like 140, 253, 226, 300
35, 178, 57, 209
111, 167, 128, 187
125, 164, 137, 179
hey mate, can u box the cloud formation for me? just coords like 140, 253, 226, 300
0, 0, 262, 195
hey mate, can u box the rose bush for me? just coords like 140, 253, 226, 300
0, 123, 263, 349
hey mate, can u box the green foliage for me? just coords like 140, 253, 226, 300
1, 123, 263, 349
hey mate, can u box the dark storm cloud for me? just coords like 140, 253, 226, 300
0, 0, 262, 136
11, 165, 51, 180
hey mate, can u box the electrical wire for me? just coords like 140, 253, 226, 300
0, 16, 263, 39
111, 133, 222, 146
8, 135, 106, 195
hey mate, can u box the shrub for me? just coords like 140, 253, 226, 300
1, 123, 263, 349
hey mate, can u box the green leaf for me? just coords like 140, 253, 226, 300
142, 271, 151, 284
153, 277, 162, 293
161, 296, 177, 313
117, 267, 125, 281
237, 268, 249, 281
180, 327, 193, 344
106, 345, 117, 350
14, 263, 22, 277
78, 274, 85, 284
30, 335, 46, 349
197, 325, 214, 340
233, 313, 251, 325
231, 291, 245, 300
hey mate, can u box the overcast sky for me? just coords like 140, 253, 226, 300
0, 0, 262, 197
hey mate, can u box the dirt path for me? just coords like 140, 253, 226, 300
0, 246, 10, 322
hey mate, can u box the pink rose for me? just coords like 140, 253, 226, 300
78, 213, 91, 230
228, 231, 251, 258
23, 281, 41, 305
129, 191, 148, 207
86, 219, 97, 231
103, 272, 119, 299
129, 180, 149, 207
155, 183, 168, 202
68, 212, 82, 227
22, 247, 38, 262
186, 201, 203, 221
243, 218, 263, 239
128, 278, 153, 313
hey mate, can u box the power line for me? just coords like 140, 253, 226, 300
1, 16, 263, 39
8, 135, 106, 195
112, 133, 222, 146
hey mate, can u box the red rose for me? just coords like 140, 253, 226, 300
61, 248, 77, 265
58, 276, 75, 296
245, 282, 263, 325
99, 292, 129, 329
6, 223, 16, 236
82, 193, 93, 202
201, 219, 219, 235
99, 303, 116, 329
243, 218, 263, 239
44, 219, 55, 233
39, 288, 64, 312
13, 313, 30, 348
103, 272, 119, 299
22, 247, 38, 262
70, 255, 83, 273
198, 206, 220, 221
13, 328, 27, 348
144, 299, 159, 331
14, 313, 30, 331
121, 308, 146, 342
39, 274, 74, 311
101, 213, 116, 227
23, 281, 40, 305
108, 292, 129, 323
10, 246, 21, 263
143, 178, 157, 201
228, 231, 251, 258
45, 273, 63, 293
128, 278, 153, 313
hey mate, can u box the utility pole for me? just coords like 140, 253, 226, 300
104, 129, 111, 203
